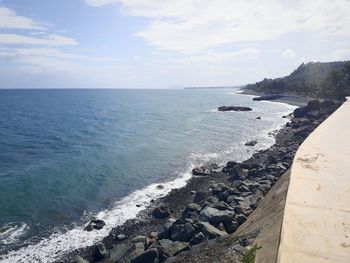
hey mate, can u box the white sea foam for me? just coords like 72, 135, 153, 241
0, 223, 28, 246
1, 166, 195, 263
1, 99, 297, 263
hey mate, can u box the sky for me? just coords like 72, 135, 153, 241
0, 0, 349, 89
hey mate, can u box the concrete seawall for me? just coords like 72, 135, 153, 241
277, 98, 350, 262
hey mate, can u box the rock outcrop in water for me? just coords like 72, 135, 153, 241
253, 94, 284, 101
217, 106, 252, 112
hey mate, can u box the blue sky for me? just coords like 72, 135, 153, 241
0, 0, 350, 88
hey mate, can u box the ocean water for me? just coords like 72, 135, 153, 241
0, 89, 296, 262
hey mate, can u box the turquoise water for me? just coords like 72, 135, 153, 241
0, 89, 295, 262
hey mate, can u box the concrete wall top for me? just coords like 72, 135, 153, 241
277, 98, 350, 263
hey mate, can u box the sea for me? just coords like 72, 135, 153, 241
0, 89, 296, 262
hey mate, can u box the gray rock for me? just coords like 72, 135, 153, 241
193, 191, 211, 203
159, 239, 190, 257
109, 244, 134, 262
197, 221, 228, 239
189, 232, 205, 246
131, 248, 159, 263
203, 196, 219, 205
199, 207, 235, 224
94, 242, 108, 261
76, 256, 89, 263
236, 214, 247, 224
116, 234, 127, 241
132, 235, 147, 244
171, 222, 195, 242
223, 220, 239, 234
109, 243, 145, 263
214, 201, 234, 211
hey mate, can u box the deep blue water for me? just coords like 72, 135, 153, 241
0, 89, 295, 262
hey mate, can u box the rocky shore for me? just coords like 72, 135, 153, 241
60, 98, 342, 263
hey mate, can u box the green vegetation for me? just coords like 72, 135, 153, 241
246, 61, 350, 99
241, 244, 261, 263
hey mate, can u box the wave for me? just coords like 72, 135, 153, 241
1, 100, 296, 263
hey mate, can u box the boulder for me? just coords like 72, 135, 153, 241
76, 256, 89, 263
218, 106, 252, 112
199, 207, 235, 224
245, 140, 258, 146
189, 232, 205, 246
197, 221, 228, 239
223, 220, 239, 234
131, 248, 159, 263
236, 214, 247, 224
158, 239, 190, 257
132, 235, 147, 244
152, 204, 171, 219
116, 234, 127, 241
293, 100, 320, 118
192, 164, 218, 176
193, 191, 211, 204
84, 219, 105, 231
171, 222, 195, 242
93, 242, 108, 261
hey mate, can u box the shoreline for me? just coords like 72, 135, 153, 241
3, 94, 339, 263
59, 95, 332, 263
239, 88, 314, 107
1, 92, 293, 263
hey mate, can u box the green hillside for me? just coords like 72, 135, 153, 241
245, 61, 350, 99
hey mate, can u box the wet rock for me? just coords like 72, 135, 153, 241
131, 248, 159, 263
218, 106, 253, 112
245, 140, 257, 146
189, 232, 205, 246
192, 164, 218, 176
152, 204, 171, 219
84, 219, 105, 231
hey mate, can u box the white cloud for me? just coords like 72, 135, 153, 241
172, 48, 260, 64
0, 33, 78, 46
0, 6, 45, 29
326, 48, 350, 61
85, 0, 350, 54
281, 49, 296, 60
